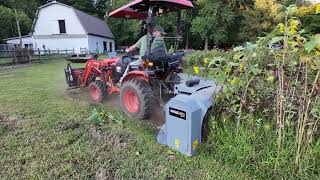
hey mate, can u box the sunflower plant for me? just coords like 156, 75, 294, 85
264, 5, 320, 170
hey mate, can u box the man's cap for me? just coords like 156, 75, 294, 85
154, 25, 167, 35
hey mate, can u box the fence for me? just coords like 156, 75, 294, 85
0, 44, 14, 51
0, 48, 75, 66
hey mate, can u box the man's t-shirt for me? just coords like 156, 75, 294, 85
136, 35, 148, 61
135, 35, 167, 63
152, 37, 167, 52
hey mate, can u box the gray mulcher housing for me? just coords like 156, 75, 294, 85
157, 73, 222, 156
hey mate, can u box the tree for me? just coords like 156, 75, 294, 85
191, 0, 236, 50
235, 0, 282, 43
58, 0, 97, 15
0, 0, 40, 19
0, 6, 32, 43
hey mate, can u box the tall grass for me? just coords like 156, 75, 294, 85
206, 116, 320, 179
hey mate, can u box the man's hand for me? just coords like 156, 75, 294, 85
126, 42, 139, 54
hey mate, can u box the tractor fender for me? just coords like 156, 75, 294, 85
121, 71, 149, 84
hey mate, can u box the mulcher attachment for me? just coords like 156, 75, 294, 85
64, 63, 79, 87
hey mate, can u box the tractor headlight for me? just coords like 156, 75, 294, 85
116, 66, 121, 73
143, 60, 154, 68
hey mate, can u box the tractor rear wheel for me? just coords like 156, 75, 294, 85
120, 79, 155, 119
89, 80, 107, 103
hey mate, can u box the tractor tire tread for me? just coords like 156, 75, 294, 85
120, 79, 156, 119
90, 80, 107, 103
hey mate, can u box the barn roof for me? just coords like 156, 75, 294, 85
32, 1, 114, 39
73, 9, 114, 39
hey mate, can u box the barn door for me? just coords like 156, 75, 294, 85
103, 41, 107, 53
109, 42, 113, 52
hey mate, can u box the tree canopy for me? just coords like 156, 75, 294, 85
0, 5, 32, 43
0, 0, 318, 49
191, 0, 236, 50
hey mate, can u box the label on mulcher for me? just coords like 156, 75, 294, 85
169, 107, 186, 120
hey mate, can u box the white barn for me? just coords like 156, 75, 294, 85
5, 1, 115, 54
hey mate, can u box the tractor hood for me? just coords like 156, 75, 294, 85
108, 0, 193, 19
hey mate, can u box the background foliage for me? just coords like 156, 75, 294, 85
1, 0, 319, 49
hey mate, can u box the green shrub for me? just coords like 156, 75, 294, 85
184, 5, 320, 178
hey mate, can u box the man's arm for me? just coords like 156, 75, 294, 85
126, 42, 138, 53
126, 37, 142, 53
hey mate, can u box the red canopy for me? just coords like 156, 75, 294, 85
108, 0, 193, 20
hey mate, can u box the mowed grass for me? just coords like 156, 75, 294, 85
0, 60, 252, 179
0, 58, 13, 65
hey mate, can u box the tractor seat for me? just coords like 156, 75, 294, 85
112, 56, 139, 84
119, 55, 137, 65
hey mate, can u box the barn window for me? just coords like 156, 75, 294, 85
58, 20, 66, 34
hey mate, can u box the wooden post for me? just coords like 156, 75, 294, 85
49, 49, 51, 57
73, 48, 75, 54
12, 48, 16, 65
27, 48, 31, 63
38, 48, 41, 62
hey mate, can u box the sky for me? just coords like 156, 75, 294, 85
309, 0, 320, 3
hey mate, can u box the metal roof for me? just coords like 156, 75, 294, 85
4, 35, 32, 41
109, 0, 194, 19
73, 9, 114, 39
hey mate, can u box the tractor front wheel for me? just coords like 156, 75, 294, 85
89, 80, 107, 103
120, 79, 155, 119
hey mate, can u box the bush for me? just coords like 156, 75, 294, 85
184, 4, 320, 178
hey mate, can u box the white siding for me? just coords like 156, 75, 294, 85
6, 36, 33, 46
33, 36, 88, 54
33, 4, 85, 35
6, 3, 116, 54
88, 35, 115, 53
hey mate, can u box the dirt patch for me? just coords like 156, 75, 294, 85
0, 114, 18, 132
52, 121, 85, 150
57, 121, 81, 131
92, 127, 133, 180
89, 127, 132, 150
95, 166, 108, 180
146, 104, 165, 126
95, 152, 121, 180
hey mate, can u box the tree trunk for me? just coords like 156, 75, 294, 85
14, 7, 22, 47
185, 28, 189, 49
204, 37, 209, 51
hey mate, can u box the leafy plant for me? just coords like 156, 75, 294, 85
184, 4, 320, 177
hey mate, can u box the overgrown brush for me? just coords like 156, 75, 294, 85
185, 4, 320, 178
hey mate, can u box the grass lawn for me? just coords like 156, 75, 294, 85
0, 58, 13, 65
0, 60, 252, 179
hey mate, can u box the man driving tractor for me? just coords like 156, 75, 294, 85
65, 0, 193, 119
126, 25, 167, 61
120, 25, 167, 82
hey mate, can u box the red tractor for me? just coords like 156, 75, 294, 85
64, 0, 193, 119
